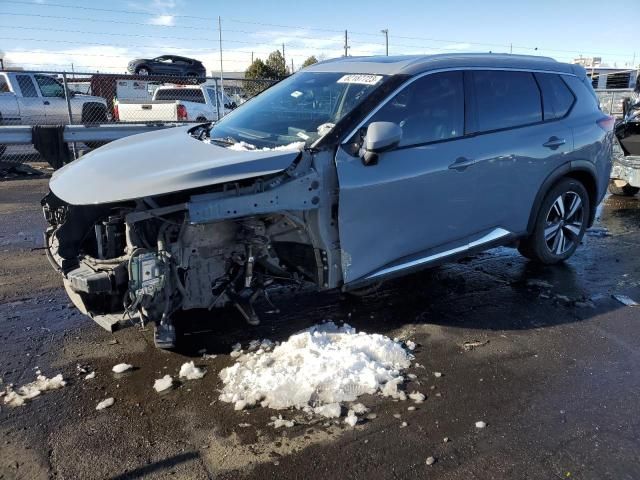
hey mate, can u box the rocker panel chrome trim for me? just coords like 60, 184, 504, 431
364, 227, 511, 280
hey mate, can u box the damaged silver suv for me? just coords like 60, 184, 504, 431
42, 54, 613, 348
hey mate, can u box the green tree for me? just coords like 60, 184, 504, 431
265, 50, 289, 77
244, 58, 274, 97
245, 58, 271, 79
301, 56, 318, 68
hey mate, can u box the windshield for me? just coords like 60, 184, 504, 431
207, 72, 388, 148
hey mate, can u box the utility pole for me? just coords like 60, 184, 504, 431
282, 42, 285, 71
291, 58, 294, 74
344, 30, 349, 57
218, 16, 224, 93
509, 43, 513, 54
251, 51, 254, 63
381, 29, 389, 56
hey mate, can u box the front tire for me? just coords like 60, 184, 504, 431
608, 180, 639, 197
136, 66, 150, 75
518, 178, 590, 264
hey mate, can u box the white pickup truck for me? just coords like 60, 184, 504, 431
115, 84, 236, 123
0, 71, 109, 156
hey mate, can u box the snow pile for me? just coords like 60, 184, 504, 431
112, 363, 133, 374
408, 391, 425, 403
3, 373, 65, 407
344, 410, 359, 427
313, 402, 341, 419
269, 415, 295, 428
225, 141, 305, 153
153, 375, 173, 392
179, 361, 205, 380
96, 398, 115, 410
219, 322, 412, 412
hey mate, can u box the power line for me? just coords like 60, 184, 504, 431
0, 0, 213, 20
2, 7, 634, 60
0, 11, 215, 30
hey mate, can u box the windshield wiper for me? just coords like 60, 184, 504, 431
208, 136, 237, 146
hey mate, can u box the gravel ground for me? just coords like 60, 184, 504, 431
1, 175, 640, 480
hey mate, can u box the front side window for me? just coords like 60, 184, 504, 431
17, 75, 38, 97
366, 71, 464, 147
34, 75, 65, 98
208, 72, 389, 148
472, 70, 542, 132
535, 73, 575, 120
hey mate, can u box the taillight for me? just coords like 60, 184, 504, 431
596, 114, 615, 132
177, 104, 188, 121
113, 104, 119, 121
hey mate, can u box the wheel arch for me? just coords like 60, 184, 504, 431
526, 161, 598, 234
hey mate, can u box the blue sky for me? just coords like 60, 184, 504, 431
0, 0, 637, 73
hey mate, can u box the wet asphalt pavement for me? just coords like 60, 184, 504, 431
1, 175, 640, 480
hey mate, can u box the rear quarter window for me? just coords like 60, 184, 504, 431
471, 70, 542, 132
155, 89, 205, 104
0, 76, 10, 93
534, 73, 575, 120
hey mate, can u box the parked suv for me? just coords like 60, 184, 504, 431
42, 54, 613, 348
127, 55, 206, 77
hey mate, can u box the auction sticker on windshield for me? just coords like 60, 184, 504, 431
337, 74, 383, 85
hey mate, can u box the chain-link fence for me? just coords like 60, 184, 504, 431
595, 89, 634, 117
0, 69, 278, 169
2, 68, 638, 173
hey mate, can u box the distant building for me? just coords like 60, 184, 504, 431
573, 57, 602, 68
209, 71, 246, 79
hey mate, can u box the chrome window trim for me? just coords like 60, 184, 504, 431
341, 67, 578, 145
363, 227, 511, 281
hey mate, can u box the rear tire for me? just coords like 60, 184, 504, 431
608, 180, 639, 197
518, 178, 590, 264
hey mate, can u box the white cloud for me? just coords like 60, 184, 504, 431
148, 15, 175, 26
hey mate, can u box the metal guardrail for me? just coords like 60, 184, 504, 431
0, 123, 184, 144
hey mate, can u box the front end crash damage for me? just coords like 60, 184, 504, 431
41, 149, 341, 348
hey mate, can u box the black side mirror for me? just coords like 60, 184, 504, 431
359, 121, 402, 166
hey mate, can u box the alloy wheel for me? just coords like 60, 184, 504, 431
544, 191, 584, 255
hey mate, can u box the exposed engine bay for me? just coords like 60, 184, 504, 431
41, 148, 341, 348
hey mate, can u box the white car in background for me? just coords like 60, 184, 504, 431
115, 84, 236, 123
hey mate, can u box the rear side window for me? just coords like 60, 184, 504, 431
535, 73, 575, 120
155, 89, 205, 103
16, 75, 38, 97
367, 71, 464, 147
471, 71, 542, 132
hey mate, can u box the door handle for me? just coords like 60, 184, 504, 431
543, 136, 566, 150
448, 156, 476, 171
43, 100, 50, 105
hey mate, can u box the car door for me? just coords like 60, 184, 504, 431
335, 70, 482, 284
152, 56, 172, 75
33, 74, 69, 124
461, 70, 573, 236
14, 74, 46, 124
